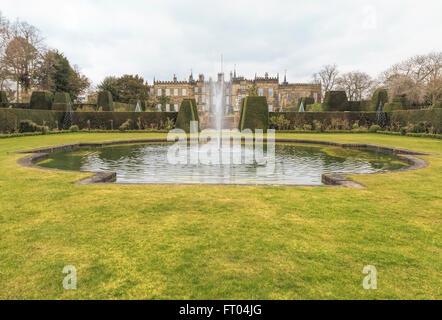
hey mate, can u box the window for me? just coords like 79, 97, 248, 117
150, 88, 154, 95
174, 104, 179, 112
269, 105, 273, 112
259, 88, 263, 96
269, 88, 273, 97
287, 94, 291, 101
297, 93, 301, 100
174, 88, 179, 96
313, 93, 318, 102
241, 85, 246, 91
166, 104, 170, 112
157, 104, 162, 111
202, 87, 205, 93
278, 93, 281, 102
202, 96, 206, 103
226, 96, 230, 104
165, 89, 170, 96
157, 89, 162, 96
182, 88, 187, 96
195, 96, 199, 103
195, 87, 198, 93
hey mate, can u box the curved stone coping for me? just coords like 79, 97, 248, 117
16, 138, 433, 187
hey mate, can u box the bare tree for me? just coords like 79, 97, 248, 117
336, 71, 373, 101
1, 18, 44, 101
381, 52, 442, 105
313, 64, 339, 100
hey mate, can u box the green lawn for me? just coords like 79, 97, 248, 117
0, 133, 440, 300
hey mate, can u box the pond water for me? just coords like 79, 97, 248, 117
37, 143, 408, 185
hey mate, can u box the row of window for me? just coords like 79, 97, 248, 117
157, 88, 187, 97
157, 104, 180, 112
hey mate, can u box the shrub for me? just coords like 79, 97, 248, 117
303, 124, 312, 131
176, 99, 200, 133
69, 125, 80, 132
384, 102, 402, 112
312, 120, 323, 131
30, 91, 53, 110
308, 103, 323, 112
52, 92, 71, 111
0, 91, 9, 108
18, 120, 48, 133
323, 91, 349, 111
369, 124, 381, 133
97, 91, 113, 111
119, 119, 134, 131
352, 123, 359, 130
238, 96, 269, 132
400, 127, 407, 136
372, 89, 388, 111
269, 114, 290, 130
19, 120, 39, 133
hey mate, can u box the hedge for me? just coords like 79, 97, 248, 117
239, 96, 269, 132
323, 91, 349, 111
97, 91, 113, 111
175, 98, 199, 133
30, 91, 53, 110
52, 92, 72, 111
271, 112, 378, 131
384, 102, 403, 112
72, 111, 177, 130
0, 91, 9, 108
0, 108, 64, 132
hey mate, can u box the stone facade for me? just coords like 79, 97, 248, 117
149, 72, 322, 113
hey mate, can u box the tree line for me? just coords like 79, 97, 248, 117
313, 52, 442, 106
0, 12, 90, 102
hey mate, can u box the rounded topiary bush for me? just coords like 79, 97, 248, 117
372, 89, 388, 111
30, 91, 53, 110
369, 124, 381, 133
52, 92, 71, 111
97, 91, 113, 111
323, 91, 349, 111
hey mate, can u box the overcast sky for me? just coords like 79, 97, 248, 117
2, 0, 441, 86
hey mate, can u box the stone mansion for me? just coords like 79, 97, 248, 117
149, 71, 322, 113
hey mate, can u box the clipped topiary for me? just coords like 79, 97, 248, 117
175, 98, 199, 133
97, 91, 113, 111
372, 89, 388, 111
238, 96, 269, 132
30, 91, 53, 110
0, 91, 9, 108
52, 92, 72, 111
323, 91, 349, 111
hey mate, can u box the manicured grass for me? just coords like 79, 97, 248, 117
0, 133, 440, 299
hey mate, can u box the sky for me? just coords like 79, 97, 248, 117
1, 0, 441, 86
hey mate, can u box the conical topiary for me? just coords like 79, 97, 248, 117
175, 98, 200, 133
